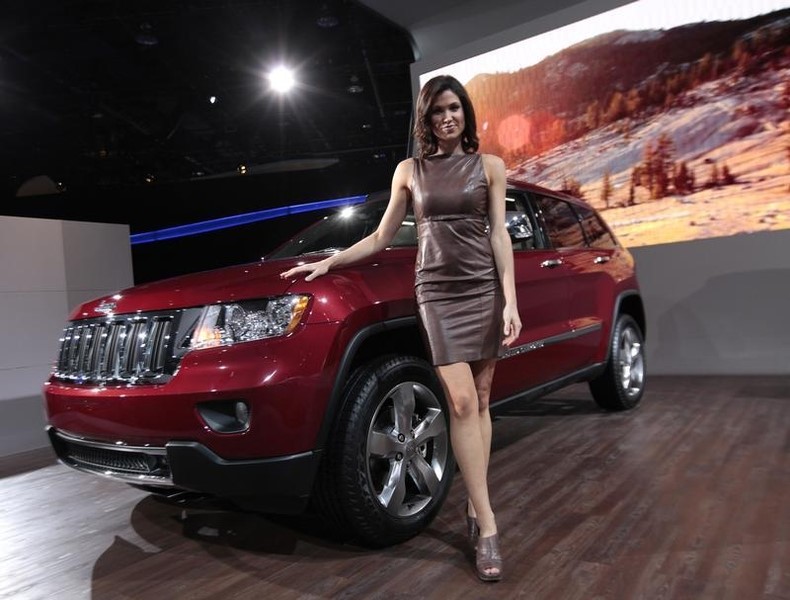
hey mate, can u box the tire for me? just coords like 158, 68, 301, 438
315, 355, 455, 547
589, 314, 646, 411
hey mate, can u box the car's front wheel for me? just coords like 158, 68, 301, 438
589, 314, 646, 411
315, 355, 455, 547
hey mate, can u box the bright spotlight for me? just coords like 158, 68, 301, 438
268, 66, 295, 93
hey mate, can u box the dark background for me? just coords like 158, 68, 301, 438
0, 0, 415, 282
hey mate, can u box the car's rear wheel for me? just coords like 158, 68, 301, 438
589, 314, 646, 411
315, 355, 455, 547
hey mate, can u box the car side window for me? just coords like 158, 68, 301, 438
574, 204, 617, 249
535, 196, 586, 249
504, 194, 538, 251
389, 213, 418, 247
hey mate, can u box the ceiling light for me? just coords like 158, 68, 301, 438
135, 22, 159, 46
268, 66, 295, 93
347, 75, 363, 94
209, 96, 217, 104
316, 3, 339, 28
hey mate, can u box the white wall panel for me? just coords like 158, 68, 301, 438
0, 291, 68, 372
0, 216, 133, 456
632, 229, 790, 375
0, 216, 66, 292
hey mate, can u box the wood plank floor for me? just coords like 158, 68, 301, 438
1, 376, 789, 599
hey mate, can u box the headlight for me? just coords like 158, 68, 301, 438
189, 295, 310, 350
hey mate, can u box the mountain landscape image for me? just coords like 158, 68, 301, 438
465, 7, 790, 247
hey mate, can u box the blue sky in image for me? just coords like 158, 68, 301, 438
421, 0, 788, 85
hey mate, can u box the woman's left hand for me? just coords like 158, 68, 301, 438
502, 303, 521, 347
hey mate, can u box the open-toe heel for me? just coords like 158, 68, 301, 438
476, 533, 503, 582
465, 500, 479, 549
466, 515, 479, 549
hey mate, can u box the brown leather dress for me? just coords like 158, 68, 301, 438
412, 152, 504, 366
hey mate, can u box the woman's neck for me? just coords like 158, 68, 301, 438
435, 140, 465, 156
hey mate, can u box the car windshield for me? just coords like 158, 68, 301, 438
267, 201, 417, 260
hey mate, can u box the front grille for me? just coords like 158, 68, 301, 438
53, 309, 199, 385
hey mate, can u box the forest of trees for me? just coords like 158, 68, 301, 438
617, 132, 737, 207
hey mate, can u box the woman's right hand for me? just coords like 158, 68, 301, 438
279, 259, 330, 282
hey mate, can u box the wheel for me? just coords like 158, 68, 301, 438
589, 314, 646, 411
315, 355, 455, 547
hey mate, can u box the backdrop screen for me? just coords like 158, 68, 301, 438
419, 0, 789, 247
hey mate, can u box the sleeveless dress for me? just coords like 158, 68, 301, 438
411, 153, 504, 366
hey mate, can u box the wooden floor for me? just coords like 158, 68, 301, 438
2, 376, 789, 599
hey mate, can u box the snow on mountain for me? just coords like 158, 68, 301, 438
509, 66, 789, 191
614, 30, 665, 45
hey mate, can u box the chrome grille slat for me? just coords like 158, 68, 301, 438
144, 318, 172, 375
54, 313, 178, 385
100, 323, 123, 378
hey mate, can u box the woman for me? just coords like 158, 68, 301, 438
280, 74, 520, 582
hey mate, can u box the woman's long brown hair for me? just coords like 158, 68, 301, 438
413, 75, 479, 158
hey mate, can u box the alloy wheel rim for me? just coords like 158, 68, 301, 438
618, 326, 645, 399
365, 381, 449, 517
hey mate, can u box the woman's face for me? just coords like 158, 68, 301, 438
429, 90, 465, 146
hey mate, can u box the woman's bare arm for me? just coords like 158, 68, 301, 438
483, 153, 522, 346
280, 159, 413, 281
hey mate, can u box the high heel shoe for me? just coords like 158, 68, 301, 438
465, 500, 479, 549
475, 533, 503, 582
466, 515, 479, 549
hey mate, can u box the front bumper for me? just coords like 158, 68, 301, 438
48, 427, 321, 514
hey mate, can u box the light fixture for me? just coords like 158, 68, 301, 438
347, 75, 364, 94
238, 164, 247, 175
316, 3, 339, 28
209, 95, 217, 104
268, 66, 295, 93
135, 22, 159, 46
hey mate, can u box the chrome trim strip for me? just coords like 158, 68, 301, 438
54, 430, 167, 455
503, 323, 602, 359
63, 462, 175, 487
54, 430, 174, 487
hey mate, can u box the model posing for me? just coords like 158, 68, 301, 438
281, 75, 521, 582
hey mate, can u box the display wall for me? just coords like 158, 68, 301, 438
0, 216, 133, 457
418, 0, 789, 248
408, 0, 790, 375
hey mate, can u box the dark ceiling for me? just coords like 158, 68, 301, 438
0, 0, 415, 197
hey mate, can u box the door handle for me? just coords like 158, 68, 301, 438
593, 256, 611, 264
540, 259, 563, 269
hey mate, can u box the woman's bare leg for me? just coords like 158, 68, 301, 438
435, 362, 497, 538
465, 358, 497, 519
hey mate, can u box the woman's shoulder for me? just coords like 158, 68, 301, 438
480, 153, 505, 170
394, 157, 416, 175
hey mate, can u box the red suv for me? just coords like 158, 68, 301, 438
44, 181, 646, 547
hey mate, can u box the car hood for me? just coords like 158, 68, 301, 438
70, 250, 418, 320
71, 257, 314, 319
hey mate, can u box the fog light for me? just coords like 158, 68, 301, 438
197, 400, 251, 433
234, 401, 250, 427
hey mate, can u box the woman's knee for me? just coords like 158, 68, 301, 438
448, 392, 479, 419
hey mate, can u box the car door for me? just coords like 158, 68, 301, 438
490, 191, 572, 401
533, 195, 612, 372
